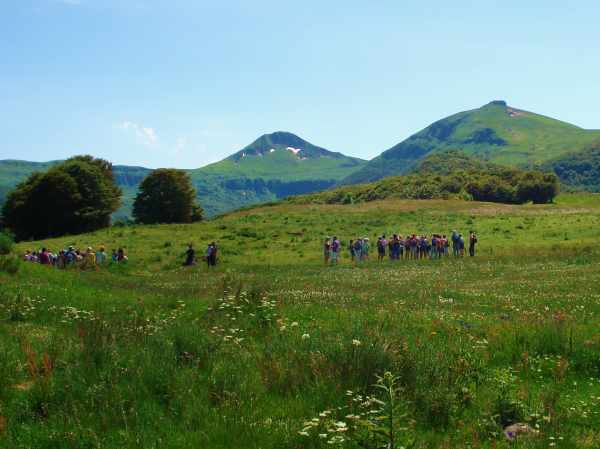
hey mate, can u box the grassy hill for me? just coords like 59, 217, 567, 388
0, 133, 366, 219
190, 132, 366, 215
343, 100, 600, 184
2, 194, 600, 448
292, 151, 559, 206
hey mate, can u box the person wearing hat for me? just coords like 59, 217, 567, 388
84, 246, 97, 269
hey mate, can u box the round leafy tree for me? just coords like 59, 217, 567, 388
133, 169, 203, 224
1, 156, 122, 240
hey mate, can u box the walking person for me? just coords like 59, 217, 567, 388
451, 231, 460, 257
323, 237, 331, 265
353, 238, 363, 262
362, 237, 370, 260
206, 242, 218, 267
331, 236, 340, 265
377, 235, 387, 262
184, 243, 196, 266
96, 246, 107, 265
469, 231, 478, 257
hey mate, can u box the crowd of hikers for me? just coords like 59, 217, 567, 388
323, 231, 478, 264
20, 232, 476, 270
22, 246, 128, 269
183, 242, 219, 267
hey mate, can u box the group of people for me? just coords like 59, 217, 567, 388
183, 242, 219, 267
23, 246, 128, 269
324, 231, 477, 264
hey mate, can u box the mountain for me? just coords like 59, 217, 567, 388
541, 143, 600, 192
343, 101, 600, 184
0, 132, 366, 219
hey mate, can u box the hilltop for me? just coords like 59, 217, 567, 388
0, 132, 366, 218
343, 100, 600, 184
190, 132, 366, 215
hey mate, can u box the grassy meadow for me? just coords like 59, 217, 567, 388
1, 194, 600, 448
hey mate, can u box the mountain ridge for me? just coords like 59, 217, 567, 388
342, 101, 600, 184
0, 132, 366, 218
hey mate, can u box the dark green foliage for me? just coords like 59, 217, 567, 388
0, 255, 20, 274
133, 169, 204, 224
543, 143, 600, 192
292, 152, 559, 205
514, 171, 561, 204
0, 231, 14, 255
1, 156, 122, 241
411, 149, 499, 175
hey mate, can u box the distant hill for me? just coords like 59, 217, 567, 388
291, 151, 559, 205
541, 143, 600, 192
343, 101, 600, 184
0, 132, 366, 218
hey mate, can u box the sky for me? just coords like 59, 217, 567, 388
1, 0, 600, 168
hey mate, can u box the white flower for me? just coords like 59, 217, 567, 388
352, 339, 362, 347
291, 321, 299, 327
302, 333, 310, 340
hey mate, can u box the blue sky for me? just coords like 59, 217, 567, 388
1, 0, 599, 168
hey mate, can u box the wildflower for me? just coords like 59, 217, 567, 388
352, 339, 361, 347
298, 431, 309, 436
302, 333, 310, 340
291, 321, 299, 327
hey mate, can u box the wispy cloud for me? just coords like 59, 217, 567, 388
118, 121, 159, 145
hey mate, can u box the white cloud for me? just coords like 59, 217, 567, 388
118, 121, 159, 145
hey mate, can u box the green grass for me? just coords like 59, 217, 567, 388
1, 193, 600, 448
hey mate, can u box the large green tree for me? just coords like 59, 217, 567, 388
1, 156, 122, 240
133, 169, 203, 224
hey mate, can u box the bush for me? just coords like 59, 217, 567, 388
0, 255, 20, 275
0, 231, 14, 255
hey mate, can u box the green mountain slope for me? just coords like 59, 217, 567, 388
541, 143, 600, 192
0, 132, 366, 219
343, 101, 600, 184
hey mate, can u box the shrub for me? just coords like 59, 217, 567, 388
0, 231, 14, 255
0, 255, 20, 275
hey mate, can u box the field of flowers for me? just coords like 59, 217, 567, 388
1, 194, 600, 448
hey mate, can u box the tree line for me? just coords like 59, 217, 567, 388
0, 156, 203, 241
289, 151, 560, 206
